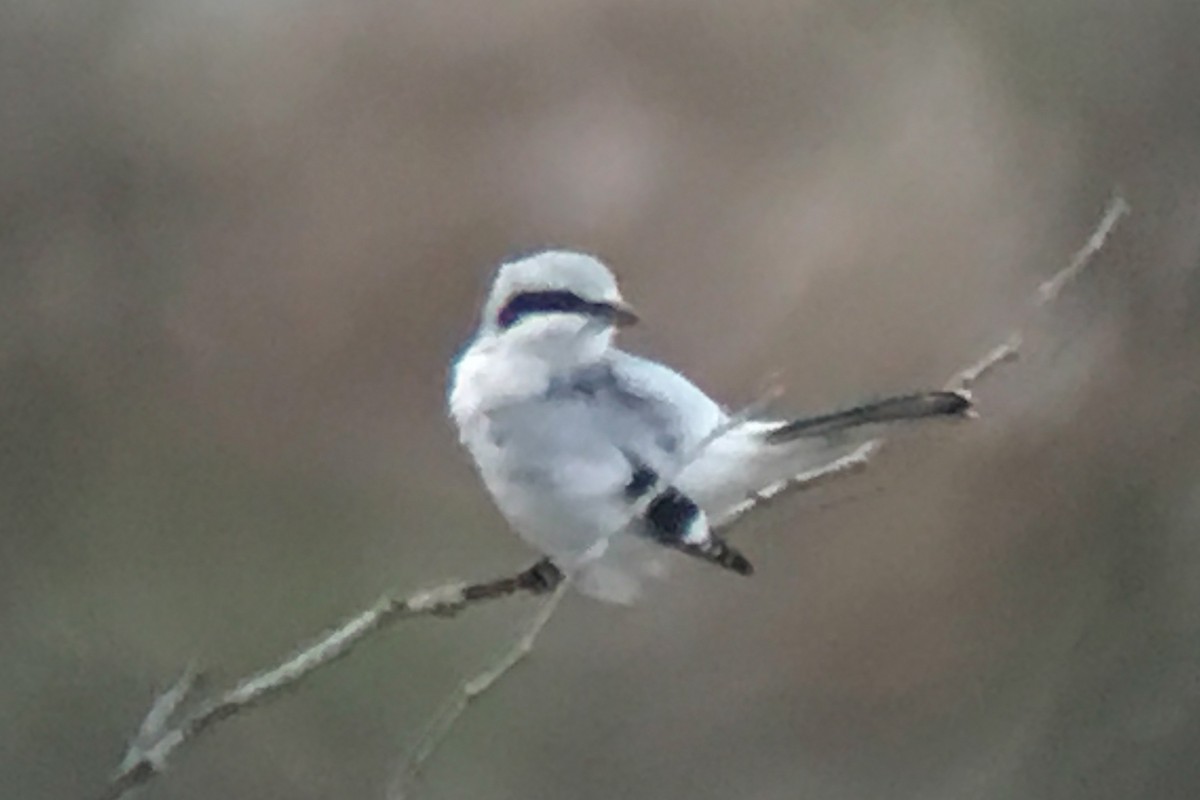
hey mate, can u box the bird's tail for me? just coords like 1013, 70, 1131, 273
679, 389, 972, 521
763, 390, 972, 443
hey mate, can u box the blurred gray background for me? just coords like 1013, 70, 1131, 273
4, 1, 1200, 798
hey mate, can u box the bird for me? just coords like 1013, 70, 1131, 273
448, 250, 971, 602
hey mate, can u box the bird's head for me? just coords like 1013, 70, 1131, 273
477, 250, 638, 365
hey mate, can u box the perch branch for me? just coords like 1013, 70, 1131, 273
99, 191, 1128, 800
384, 378, 788, 796
385, 378, 787, 797
388, 582, 568, 799
98, 562, 562, 800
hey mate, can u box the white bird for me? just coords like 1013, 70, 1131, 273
449, 250, 970, 602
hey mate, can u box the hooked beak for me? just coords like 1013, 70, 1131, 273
605, 300, 639, 328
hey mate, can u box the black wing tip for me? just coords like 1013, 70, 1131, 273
725, 549, 755, 576
676, 537, 755, 576
710, 536, 755, 576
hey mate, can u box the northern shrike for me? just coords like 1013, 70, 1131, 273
449, 250, 970, 602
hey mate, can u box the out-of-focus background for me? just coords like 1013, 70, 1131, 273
4, 1, 1200, 798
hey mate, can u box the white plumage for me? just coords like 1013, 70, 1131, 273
449, 250, 968, 602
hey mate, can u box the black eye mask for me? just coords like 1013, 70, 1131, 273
497, 290, 613, 329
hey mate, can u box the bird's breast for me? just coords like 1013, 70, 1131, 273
448, 344, 551, 429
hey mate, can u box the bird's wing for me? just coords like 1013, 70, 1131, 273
544, 355, 743, 541
601, 352, 971, 524
484, 352, 772, 599
570, 354, 753, 575
593, 351, 786, 519
477, 353, 711, 553
600, 351, 779, 519
599, 351, 729, 465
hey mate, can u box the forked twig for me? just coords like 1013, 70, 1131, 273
388, 582, 568, 799
98, 566, 561, 800
384, 375, 786, 795
385, 376, 786, 796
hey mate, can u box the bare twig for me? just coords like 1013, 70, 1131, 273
716, 191, 1130, 531
714, 441, 881, 529
99, 563, 561, 800
389, 582, 568, 800
117, 662, 199, 776
947, 334, 1023, 393
384, 381, 792, 796
99, 192, 1129, 800
387, 381, 787, 796
1037, 193, 1130, 305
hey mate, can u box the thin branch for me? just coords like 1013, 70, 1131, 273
382, 382, 787, 795
118, 662, 199, 776
714, 441, 881, 530
1037, 193, 1130, 305
388, 582, 568, 800
99, 564, 561, 800
717, 191, 1130, 531
98, 191, 1129, 800
100, 385, 779, 800
946, 334, 1022, 393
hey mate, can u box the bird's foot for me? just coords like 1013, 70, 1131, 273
517, 557, 565, 594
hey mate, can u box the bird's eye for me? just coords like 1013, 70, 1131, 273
496, 290, 593, 329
